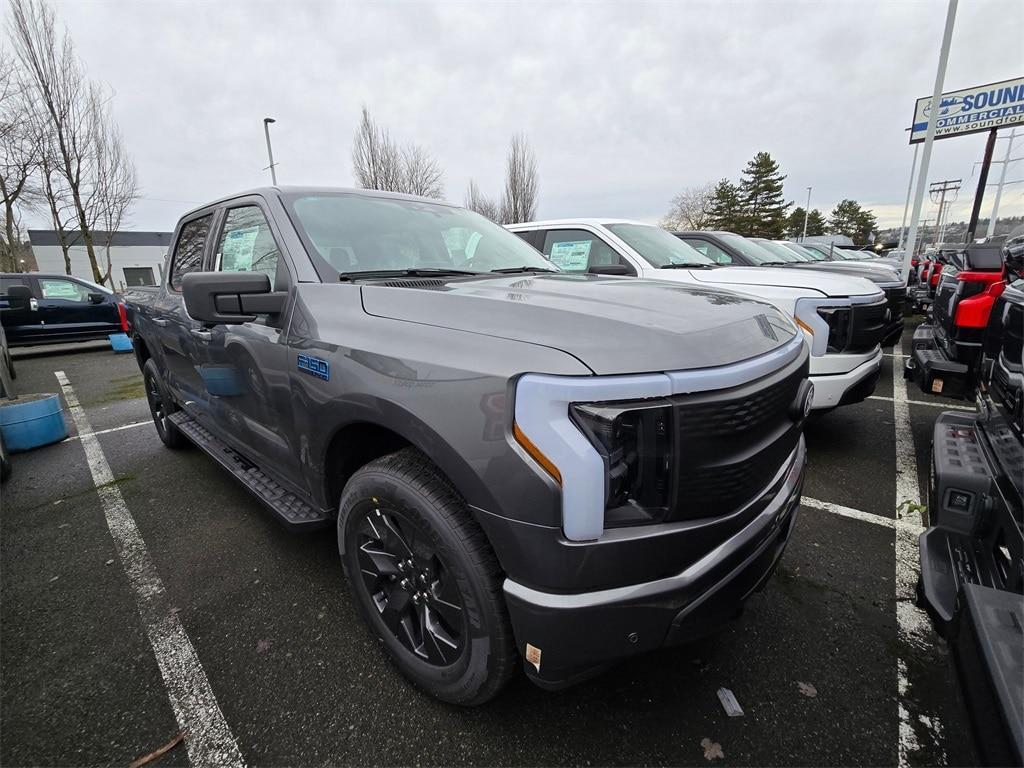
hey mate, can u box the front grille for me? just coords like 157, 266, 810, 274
884, 286, 906, 325
846, 298, 888, 353
666, 353, 807, 521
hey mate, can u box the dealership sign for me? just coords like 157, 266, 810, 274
910, 76, 1024, 144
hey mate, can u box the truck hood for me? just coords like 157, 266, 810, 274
782, 262, 902, 285
360, 273, 798, 376
681, 265, 880, 298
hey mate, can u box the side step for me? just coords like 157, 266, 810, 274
168, 412, 332, 531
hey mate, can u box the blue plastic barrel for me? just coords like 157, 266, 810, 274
0, 394, 69, 452
109, 333, 133, 353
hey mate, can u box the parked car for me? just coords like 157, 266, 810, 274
126, 187, 813, 704
0, 322, 12, 482
509, 220, 885, 411
906, 241, 1010, 399
917, 240, 1023, 766
0, 272, 128, 346
792, 241, 904, 270
740, 236, 905, 347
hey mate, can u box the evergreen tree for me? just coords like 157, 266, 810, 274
828, 199, 877, 245
785, 207, 806, 239
737, 151, 790, 238
806, 209, 827, 236
706, 178, 742, 232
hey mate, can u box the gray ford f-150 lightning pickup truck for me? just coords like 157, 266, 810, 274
125, 187, 812, 705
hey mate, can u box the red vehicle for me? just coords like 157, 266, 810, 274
906, 242, 1007, 398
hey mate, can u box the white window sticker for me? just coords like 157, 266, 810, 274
221, 226, 260, 271
549, 240, 592, 271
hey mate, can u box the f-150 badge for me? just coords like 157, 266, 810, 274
297, 354, 330, 381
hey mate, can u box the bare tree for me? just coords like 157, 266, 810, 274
351, 106, 444, 198
401, 143, 443, 199
8, 0, 105, 282
0, 49, 40, 272
89, 92, 137, 285
464, 178, 500, 222
351, 106, 403, 192
499, 133, 538, 224
660, 182, 715, 231
39, 152, 74, 273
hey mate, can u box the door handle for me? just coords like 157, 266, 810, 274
29, 298, 38, 311
152, 318, 169, 327
190, 329, 212, 342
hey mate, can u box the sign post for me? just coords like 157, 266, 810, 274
901, 0, 958, 283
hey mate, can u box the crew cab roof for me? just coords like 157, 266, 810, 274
178, 186, 461, 220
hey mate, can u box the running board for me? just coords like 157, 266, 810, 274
168, 412, 332, 531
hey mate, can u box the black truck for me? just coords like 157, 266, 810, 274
917, 237, 1023, 766
124, 186, 813, 704
906, 242, 1007, 399
0, 272, 127, 346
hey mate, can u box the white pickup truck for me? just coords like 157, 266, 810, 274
508, 219, 887, 411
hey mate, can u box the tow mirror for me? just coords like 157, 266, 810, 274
587, 264, 631, 276
181, 271, 286, 325
3, 284, 32, 311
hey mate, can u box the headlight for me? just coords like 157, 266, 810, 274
794, 298, 851, 356
570, 400, 672, 527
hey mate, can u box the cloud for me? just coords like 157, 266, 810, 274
34, 0, 1024, 232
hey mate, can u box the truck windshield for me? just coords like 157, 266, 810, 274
754, 240, 805, 262
717, 234, 785, 265
284, 193, 557, 276
604, 223, 715, 267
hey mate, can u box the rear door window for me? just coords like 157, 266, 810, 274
170, 215, 213, 291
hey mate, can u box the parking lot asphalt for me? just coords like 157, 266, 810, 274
1, 324, 977, 767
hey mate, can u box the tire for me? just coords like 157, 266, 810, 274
338, 448, 516, 705
142, 359, 187, 450
0, 430, 11, 483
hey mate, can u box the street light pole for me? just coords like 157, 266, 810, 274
263, 117, 278, 186
801, 186, 812, 241
900, 0, 958, 282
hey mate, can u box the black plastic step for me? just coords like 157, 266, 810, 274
952, 584, 1024, 767
908, 346, 971, 398
168, 412, 331, 531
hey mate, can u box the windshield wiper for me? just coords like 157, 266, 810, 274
489, 266, 559, 274
338, 268, 483, 282
659, 262, 715, 269
756, 261, 791, 267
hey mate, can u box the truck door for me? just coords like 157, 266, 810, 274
0, 276, 38, 344
160, 213, 216, 409
194, 202, 300, 484
35, 277, 120, 341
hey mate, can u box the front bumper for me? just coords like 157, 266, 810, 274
501, 438, 805, 689
808, 347, 883, 409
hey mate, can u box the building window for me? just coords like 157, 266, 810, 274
123, 267, 156, 287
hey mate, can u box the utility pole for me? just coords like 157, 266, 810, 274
897, 142, 920, 250
801, 186, 812, 241
929, 178, 961, 246
263, 117, 278, 185
901, 0, 957, 276
987, 129, 1018, 238
966, 128, 998, 242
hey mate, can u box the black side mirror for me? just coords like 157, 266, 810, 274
181, 271, 286, 325
88, 292, 105, 304
587, 264, 631, 276
3, 285, 32, 311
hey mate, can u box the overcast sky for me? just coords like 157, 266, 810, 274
36, 0, 1024, 233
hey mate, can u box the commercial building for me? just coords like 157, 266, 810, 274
27, 229, 174, 290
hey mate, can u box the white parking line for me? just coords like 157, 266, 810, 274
867, 394, 972, 411
801, 497, 923, 534
55, 371, 245, 768
64, 420, 152, 442
890, 351, 945, 767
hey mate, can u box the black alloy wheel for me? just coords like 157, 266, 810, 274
352, 501, 465, 666
143, 359, 187, 449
